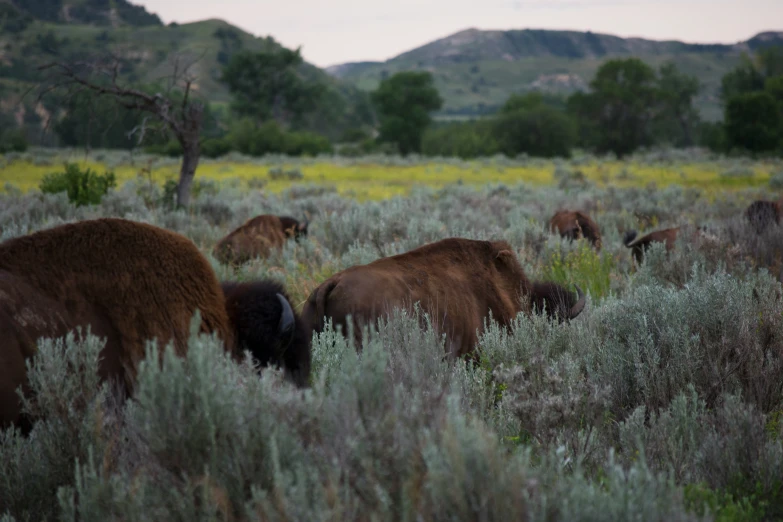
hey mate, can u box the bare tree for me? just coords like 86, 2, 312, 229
36, 53, 205, 208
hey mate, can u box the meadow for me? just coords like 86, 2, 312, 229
1, 147, 783, 521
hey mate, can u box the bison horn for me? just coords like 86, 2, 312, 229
569, 284, 586, 319
276, 293, 296, 352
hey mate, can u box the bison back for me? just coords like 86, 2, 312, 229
0, 218, 235, 393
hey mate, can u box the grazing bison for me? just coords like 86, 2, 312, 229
222, 280, 311, 387
623, 227, 680, 264
301, 237, 585, 359
745, 200, 781, 235
213, 214, 308, 266
0, 218, 236, 432
549, 210, 603, 250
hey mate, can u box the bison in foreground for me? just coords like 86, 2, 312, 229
222, 280, 311, 388
745, 200, 781, 235
549, 210, 602, 250
301, 237, 585, 359
0, 218, 235, 432
213, 214, 308, 266
0, 218, 310, 433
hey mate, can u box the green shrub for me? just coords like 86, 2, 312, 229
39, 163, 116, 206
200, 136, 233, 158
0, 129, 28, 153
541, 242, 615, 300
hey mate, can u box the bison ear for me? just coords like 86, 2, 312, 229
494, 249, 516, 266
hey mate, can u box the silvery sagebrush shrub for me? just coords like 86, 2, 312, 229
0, 330, 109, 522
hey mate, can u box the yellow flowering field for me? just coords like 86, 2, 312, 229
0, 150, 777, 200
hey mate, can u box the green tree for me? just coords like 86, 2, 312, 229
567, 58, 658, 157
655, 62, 701, 146
724, 92, 781, 153
371, 71, 443, 155
721, 54, 766, 101
221, 48, 324, 128
422, 120, 499, 159
719, 47, 783, 154
493, 93, 576, 158
54, 91, 143, 149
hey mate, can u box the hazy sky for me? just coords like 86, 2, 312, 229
139, 0, 782, 67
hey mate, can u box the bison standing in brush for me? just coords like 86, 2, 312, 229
623, 227, 680, 264
301, 237, 585, 359
213, 214, 309, 266
549, 210, 603, 250
745, 200, 781, 235
0, 218, 310, 434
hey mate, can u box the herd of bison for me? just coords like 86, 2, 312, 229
0, 195, 780, 434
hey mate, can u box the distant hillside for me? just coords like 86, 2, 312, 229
2, 0, 162, 29
0, 3, 373, 142
327, 28, 783, 121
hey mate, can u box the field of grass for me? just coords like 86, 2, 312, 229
0, 147, 779, 201
2, 148, 783, 521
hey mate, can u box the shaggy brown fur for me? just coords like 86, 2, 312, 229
301, 238, 585, 359
213, 214, 306, 266
0, 218, 235, 432
549, 210, 603, 250
745, 200, 781, 235
623, 227, 680, 264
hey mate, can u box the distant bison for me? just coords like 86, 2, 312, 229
301, 237, 585, 359
623, 227, 680, 264
213, 214, 309, 266
0, 218, 236, 432
745, 200, 781, 234
549, 210, 602, 250
222, 280, 311, 387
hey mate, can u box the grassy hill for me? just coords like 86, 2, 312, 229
327, 28, 783, 121
0, 1, 372, 141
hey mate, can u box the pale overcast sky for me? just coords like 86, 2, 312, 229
138, 0, 782, 67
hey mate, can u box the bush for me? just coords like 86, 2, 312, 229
200, 136, 233, 158
144, 138, 183, 157
493, 106, 577, 158
422, 120, 499, 159
228, 119, 332, 157
39, 163, 117, 206
0, 129, 28, 153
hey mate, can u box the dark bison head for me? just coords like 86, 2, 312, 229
221, 280, 311, 387
745, 200, 781, 235
530, 282, 586, 322
279, 216, 309, 242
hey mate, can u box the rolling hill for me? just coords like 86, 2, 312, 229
0, 0, 373, 142
327, 28, 783, 121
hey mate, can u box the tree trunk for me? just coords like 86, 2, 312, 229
176, 140, 200, 208
175, 102, 204, 208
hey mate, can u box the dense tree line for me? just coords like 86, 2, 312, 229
13, 37, 783, 161
423, 58, 704, 159
423, 48, 783, 159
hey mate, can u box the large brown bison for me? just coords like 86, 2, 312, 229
213, 214, 308, 266
0, 218, 234, 432
549, 210, 602, 250
222, 280, 311, 388
301, 237, 585, 359
0, 218, 310, 433
745, 200, 781, 235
